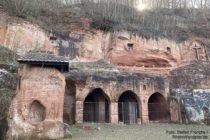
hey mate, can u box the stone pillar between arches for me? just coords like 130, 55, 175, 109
141, 97, 149, 123
110, 102, 118, 123
75, 100, 83, 123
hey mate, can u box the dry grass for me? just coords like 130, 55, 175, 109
1, 1, 210, 42
63, 123, 210, 140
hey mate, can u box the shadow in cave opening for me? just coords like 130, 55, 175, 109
118, 90, 140, 124
148, 92, 170, 122
83, 88, 110, 123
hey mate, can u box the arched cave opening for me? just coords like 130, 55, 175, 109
29, 100, 46, 123
148, 93, 170, 122
83, 88, 110, 123
118, 91, 140, 124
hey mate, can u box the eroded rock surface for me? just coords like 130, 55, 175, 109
1, 10, 210, 140
0, 69, 17, 140
0, 13, 209, 75
7, 65, 71, 139
170, 62, 210, 123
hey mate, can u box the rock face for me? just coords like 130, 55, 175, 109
110, 31, 181, 68
60, 28, 209, 75
1, 13, 208, 75
63, 79, 76, 124
0, 12, 55, 55
65, 70, 168, 124
0, 69, 17, 140
170, 62, 210, 123
7, 65, 70, 139
2, 13, 210, 139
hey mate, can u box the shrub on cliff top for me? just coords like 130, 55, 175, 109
1, 1, 210, 42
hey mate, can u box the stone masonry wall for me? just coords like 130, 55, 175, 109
66, 71, 169, 124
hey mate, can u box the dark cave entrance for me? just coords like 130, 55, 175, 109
83, 88, 110, 123
118, 91, 140, 124
148, 93, 170, 122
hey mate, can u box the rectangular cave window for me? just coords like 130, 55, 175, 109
127, 43, 134, 51
49, 32, 58, 47
166, 47, 171, 54
143, 85, 146, 90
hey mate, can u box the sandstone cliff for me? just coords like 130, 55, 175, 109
0, 12, 204, 75
0, 2, 210, 139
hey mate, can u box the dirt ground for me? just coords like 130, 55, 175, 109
64, 123, 210, 140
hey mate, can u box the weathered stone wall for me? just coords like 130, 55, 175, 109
170, 62, 210, 123
66, 70, 168, 124
110, 31, 181, 68
180, 39, 209, 63
170, 62, 210, 89
59, 30, 209, 73
0, 12, 57, 55
63, 79, 76, 124
7, 65, 70, 139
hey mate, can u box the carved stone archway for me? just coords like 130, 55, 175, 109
148, 93, 170, 122
118, 90, 140, 124
83, 88, 110, 123
169, 98, 179, 122
29, 100, 46, 123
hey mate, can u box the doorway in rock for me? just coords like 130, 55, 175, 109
63, 79, 76, 124
169, 98, 179, 122
148, 93, 170, 122
118, 91, 140, 124
29, 100, 46, 123
83, 88, 110, 123
203, 107, 209, 125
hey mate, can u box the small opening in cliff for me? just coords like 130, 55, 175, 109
143, 85, 146, 90
166, 47, 171, 54
148, 93, 170, 122
83, 88, 110, 123
127, 43, 134, 51
29, 100, 46, 123
118, 91, 140, 124
49, 32, 58, 47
